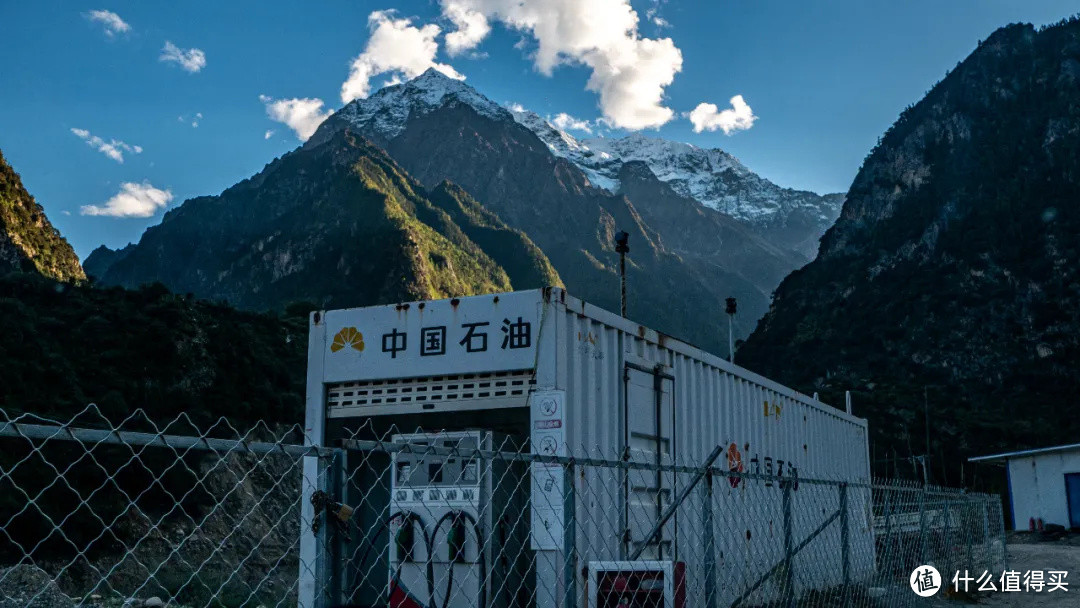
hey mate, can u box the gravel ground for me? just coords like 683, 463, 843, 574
975, 540, 1079, 607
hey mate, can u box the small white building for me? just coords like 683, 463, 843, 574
970, 444, 1080, 531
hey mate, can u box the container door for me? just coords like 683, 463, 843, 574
623, 364, 675, 559
1066, 473, 1080, 529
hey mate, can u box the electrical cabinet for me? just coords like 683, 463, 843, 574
388, 431, 530, 608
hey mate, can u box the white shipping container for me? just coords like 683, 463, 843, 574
302, 288, 874, 608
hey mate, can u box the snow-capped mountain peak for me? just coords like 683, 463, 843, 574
509, 111, 841, 227
332, 68, 510, 142
316, 68, 841, 241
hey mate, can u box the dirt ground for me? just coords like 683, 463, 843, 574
971, 537, 1080, 607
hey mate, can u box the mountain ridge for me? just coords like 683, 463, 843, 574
86, 128, 561, 310
0, 149, 85, 282
90, 68, 838, 355
739, 17, 1080, 480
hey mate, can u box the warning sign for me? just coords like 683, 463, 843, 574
530, 390, 566, 550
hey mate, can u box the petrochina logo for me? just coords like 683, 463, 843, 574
330, 327, 365, 353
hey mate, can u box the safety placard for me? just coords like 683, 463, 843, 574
530, 390, 566, 550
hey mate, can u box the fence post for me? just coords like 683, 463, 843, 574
783, 481, 794, 608
981, 499, 991, 573
942, 497, 952, 576
329, 448, 347, 606
704, 468, 716, 608
840, 482, 849, 605
299, 453, 328, 608
918, 487, 928, 565
965, 499, 973, 571
563, 461, 577, 608
998, 501, 1008, 572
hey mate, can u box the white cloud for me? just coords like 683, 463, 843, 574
70, 128, 142, 163
192, 112, 202, 128
438, 0, 682, 130
645, 3, 670, 29
505, 102, 527, 113
260, 95, 332, 141
444, 3, 492, 56
264, 129, 275, 140
340, 10, 465, 103
81, 181, 173, 218
85, 10, 130, 37
551, 112, 593, 133
160, 41, 207, 73
686, 95, 757, 135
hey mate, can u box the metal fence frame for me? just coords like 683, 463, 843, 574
0, 407, 1007, 608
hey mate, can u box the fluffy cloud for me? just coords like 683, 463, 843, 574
552, 112, 592, 133
70, 128, 142, 163
264, 129, 275, 140
85, 10, 130, 37
340, 10, 464, 103
444, 3, 492, 56
687, 95, 757, 135
260, 95, 332, 141
160, 42, 207, 73
438, 0, 682, 130
81, 181, 173, 218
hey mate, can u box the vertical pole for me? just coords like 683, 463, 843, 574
704, 470, 716, 608
998, 501, 1008, 572
782, 482, 794, 608
728, 315, 734, 363
918, 487, 928, 566
620, 251, 626, 317
300, 311, 328, 608
981, 499, 992, 572
300, 455, 328, 608
329, 449, 346, 605
965, 499, 973, 571
840, 483, 850, 604
923, 387, 931, 484
563, 462, 577, 608
881, 489, 895, 580
942, 498, 952, 577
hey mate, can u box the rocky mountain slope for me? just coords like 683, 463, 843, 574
87, 129, 560, 311
511, 109, 845, 258
301, 69, 811, 352
0, 149, 84, 282
89, 69, 816, 353
739, 17, 1080, 482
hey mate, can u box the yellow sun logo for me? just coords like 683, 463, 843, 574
330, 327, 365, 353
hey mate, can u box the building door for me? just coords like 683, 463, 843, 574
622, 363, 675, 559
1066, 473, 1080, 530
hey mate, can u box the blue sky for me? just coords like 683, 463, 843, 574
1, 1, 1077, 260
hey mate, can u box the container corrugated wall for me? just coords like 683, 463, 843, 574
548, 292, 874, 605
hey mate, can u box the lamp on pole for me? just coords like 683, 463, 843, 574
615, 231, 630, 317
725, 297, 737, 362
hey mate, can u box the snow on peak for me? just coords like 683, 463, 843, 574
334, 68, 510, 141
510, 110, 839, 226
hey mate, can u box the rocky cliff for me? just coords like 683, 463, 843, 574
740, 18, 1080, 481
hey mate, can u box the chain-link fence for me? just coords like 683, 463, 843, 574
1, 407, 1005, 608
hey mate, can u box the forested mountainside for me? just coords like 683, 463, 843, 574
0, 149, 84, 282
86, 129, 560, 312
741, 18, 1080, 483
89, 70, 836, 355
